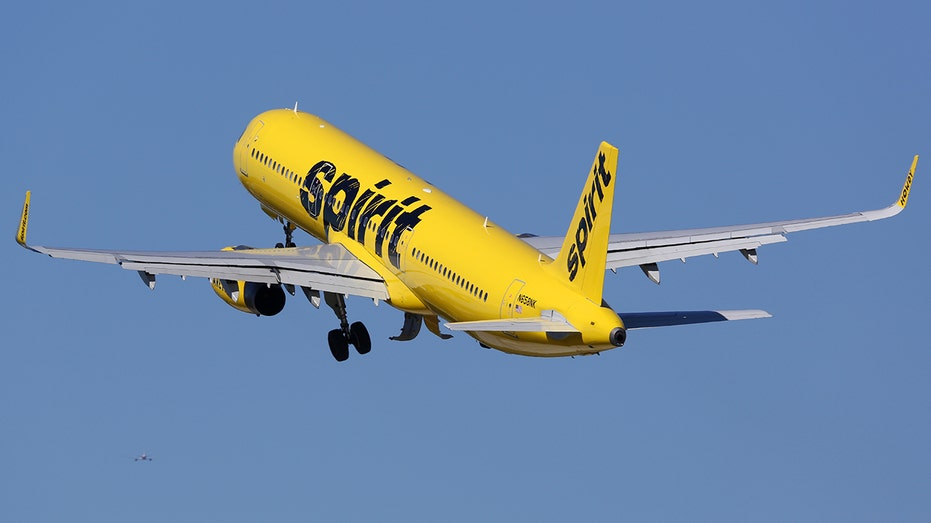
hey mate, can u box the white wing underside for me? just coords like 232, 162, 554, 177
26, 243, 389, 299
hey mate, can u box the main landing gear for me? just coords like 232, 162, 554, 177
269, 221, 371, 362
324, 292, 371, 362
275, 222, 297, 249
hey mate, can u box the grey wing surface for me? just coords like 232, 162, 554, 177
27, 244, 389, 299
15, 194, 386, 300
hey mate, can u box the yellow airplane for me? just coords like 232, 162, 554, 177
15, 107, 919, 361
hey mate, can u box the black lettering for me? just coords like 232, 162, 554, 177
354, 194, 385, 244
296, 160, 434, 258
18, 202, 28, 242
300, 174, 324, 218
323, 173, 360, 232
300, 161, 336, 219
516, 294, 538, 309
567, 244, 579, 280
376, 203, 405, 257
592, 167, 604, 201
901, 172, 913, 206
347, 188, 376, 240
598, 152, 611, 187
357, 196, 394, 245
575, 217, 588, 267
388, 203, 431, 269
590, 182, 601, 215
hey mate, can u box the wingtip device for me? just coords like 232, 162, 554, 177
897, 155, 918, 209
16, 191, 30, 247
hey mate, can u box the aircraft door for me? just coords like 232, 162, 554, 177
499, 279, 525, 318
239, 120, 264, 176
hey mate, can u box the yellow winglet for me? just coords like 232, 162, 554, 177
898, 155, 918, 208
16, 191, 31, 247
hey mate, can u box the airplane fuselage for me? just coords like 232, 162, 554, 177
232, 109, 624, 356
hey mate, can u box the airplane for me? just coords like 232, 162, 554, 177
15, 106, 918, 362
134, 453, 152, 462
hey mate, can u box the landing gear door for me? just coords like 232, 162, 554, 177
500, 279, 525, 319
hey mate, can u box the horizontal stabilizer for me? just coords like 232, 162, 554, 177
446, 310, 577, 332
619, 309, 771, 329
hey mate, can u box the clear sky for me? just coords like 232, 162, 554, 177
2, 1, 930, 521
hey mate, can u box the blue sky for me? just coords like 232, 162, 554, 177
2, 1, 930, 521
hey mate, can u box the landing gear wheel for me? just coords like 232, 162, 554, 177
349, 321, 371, 355
275, 242, 284, 249
328, 329, 349, 362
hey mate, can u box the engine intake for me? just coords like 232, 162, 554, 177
211, 276, 286, 317
243, 282, 286, 316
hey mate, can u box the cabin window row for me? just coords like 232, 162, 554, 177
411, 247, 488, 302
252, 147, 303, 185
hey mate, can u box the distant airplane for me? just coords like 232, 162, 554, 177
15, 107, 918, 361
134, 453, 152, 462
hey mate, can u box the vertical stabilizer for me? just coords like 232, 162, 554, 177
551, 143, 619, 303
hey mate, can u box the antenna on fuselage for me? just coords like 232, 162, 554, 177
293, 101, 299, 114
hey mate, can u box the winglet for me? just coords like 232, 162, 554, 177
897, 155, 918, 208
16, 191, 30, 248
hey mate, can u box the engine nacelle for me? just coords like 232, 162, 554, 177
209, 245, 286, 316
211, 278, 286, 316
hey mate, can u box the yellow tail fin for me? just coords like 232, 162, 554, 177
551, 142, 619, 303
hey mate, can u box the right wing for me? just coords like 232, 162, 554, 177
16, 192, 388, 299
524, 156, 918, 281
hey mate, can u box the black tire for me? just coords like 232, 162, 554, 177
328, 329, 349, 362
275, 242, 284, 249
349, 321, 372, 355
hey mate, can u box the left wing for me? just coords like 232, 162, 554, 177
16, 192, 388, 299
525, 156, 917, 282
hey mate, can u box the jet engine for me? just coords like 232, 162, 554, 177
211, 278, 286, 316
209, 245, 286, 316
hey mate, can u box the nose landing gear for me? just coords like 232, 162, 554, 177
324, 291, 371, 362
